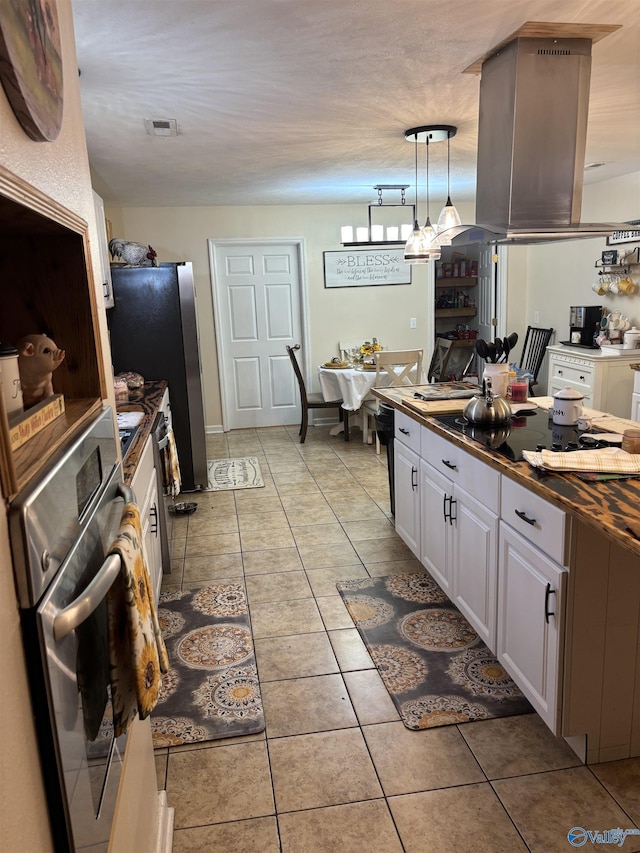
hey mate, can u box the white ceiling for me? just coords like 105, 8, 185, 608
71, 0, 640, 208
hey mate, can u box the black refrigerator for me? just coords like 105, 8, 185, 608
107, 261, 208, 491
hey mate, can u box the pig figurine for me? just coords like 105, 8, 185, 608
17, 334, 66, 409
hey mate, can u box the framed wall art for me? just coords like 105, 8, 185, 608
0, 0, 64, 141
324, 248, 411, 288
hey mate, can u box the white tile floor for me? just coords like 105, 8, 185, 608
155, 423, 640, 853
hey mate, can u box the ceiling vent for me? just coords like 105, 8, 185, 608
144, 118, 178, 137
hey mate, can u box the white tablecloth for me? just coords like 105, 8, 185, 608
318, 365, 420, 411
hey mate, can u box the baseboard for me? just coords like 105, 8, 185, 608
155, 790, 174, 852
205, 424, 224, 433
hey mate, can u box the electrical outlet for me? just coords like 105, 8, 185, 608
534, 311, 540, 323
410, 317, 417, 329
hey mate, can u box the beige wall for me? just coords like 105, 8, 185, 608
523, 171, 640, 389
108, 178, 639, 429
106, 200, 478, 428
0, 1, 112, 849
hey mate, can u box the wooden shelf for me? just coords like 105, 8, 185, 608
435, 308, 478, 319
0, 165, 107, 501
435, 277, 478, 287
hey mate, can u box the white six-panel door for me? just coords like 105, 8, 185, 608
209, 240, 306, 430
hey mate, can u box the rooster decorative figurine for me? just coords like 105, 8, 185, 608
109, 238, 158, 267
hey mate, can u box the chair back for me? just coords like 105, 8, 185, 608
517, 327, 554, 382
373, 349, 424, 386
286, 344, 308, 404
428, 338, 476, 382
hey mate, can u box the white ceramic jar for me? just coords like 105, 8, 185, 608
551, 387, 584, 426
0, 342, 24, 417
623, 327, 640, 349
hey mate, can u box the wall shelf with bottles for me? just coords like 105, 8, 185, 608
0, 167, 106, 499
434, 307, 478, 319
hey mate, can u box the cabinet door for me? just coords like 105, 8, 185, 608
497, 522, 566, 733
419, 459, 453, 594
131, 436, 162, 605
394, 441, 420, 557
453, 489, 498, 651
92, 190, 113, 308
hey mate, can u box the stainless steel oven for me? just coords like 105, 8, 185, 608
9, 407, 131, 852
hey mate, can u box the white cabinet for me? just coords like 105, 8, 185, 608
632, 368, 640, 421
546, 345, 637, 417
92, 190, 113, 308
131, 434, 162, 604
394, 440, 421, 557
419, 456, 498, 649
497, 522, 567, 733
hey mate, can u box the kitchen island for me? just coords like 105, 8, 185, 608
374, 384, 640, 765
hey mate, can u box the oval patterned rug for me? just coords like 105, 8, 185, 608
336, 572, 533, 730
152, 583, 265, 746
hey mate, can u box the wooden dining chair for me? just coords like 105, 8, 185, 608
361, 349, 424, 452
286, 344, 347, 443
517, 326, 554, 392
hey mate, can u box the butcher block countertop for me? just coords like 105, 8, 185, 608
117, 380, 167, 485
373, 384, 640, 559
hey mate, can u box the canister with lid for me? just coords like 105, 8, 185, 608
623, 327, 640, 349
0, 342, 24, 417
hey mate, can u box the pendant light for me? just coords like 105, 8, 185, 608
421, 134, 441, 261
437, 127, 461, 245
404, 132, 430, 263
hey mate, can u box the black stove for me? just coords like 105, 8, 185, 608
434, 408, 608, 462
119, 426, 139, 460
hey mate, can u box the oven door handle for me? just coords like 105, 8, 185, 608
53, 553, 122, 641
53, 482, 133, 641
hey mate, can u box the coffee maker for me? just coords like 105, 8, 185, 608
568, 306, 603, 347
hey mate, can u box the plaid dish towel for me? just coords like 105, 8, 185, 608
523, 447, 640, 474
107, 503, 169, 737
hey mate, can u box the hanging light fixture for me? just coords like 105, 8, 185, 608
403, 132, 430, 263
340, 185, 413, 246
436, 127, 461, 245
404, 126, 455, 262
421, 134, 441, 261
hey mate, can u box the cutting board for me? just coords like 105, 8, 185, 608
404, 398, 469, 416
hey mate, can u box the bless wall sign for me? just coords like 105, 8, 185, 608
323, 248, 411, 288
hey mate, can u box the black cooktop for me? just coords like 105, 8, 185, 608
434, 408, 606, 462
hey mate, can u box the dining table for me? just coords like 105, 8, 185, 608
317, 362, 423, 438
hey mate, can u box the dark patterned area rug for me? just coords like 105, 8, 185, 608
337, 573, 533, 730
151, 583, 265, 747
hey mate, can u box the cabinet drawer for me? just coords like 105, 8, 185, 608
395, 411, 421, 455
422, 429, 500, 513
550, 359, 594, 389
501, 476, 566, 564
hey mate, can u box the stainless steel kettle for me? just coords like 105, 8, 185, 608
463, 379, 512, 425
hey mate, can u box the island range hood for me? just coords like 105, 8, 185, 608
448, 22, 634, 246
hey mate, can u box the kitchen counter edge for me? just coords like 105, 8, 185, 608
374, 387, 640, 559
117, 380, 167, 486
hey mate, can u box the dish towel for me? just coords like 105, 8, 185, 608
107, 503, 169, 737
161, 427, 182, 498
523, 447, 640, 474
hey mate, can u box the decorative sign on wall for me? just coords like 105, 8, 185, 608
0, 0, 63, 141
607, 221, 640, 246
323, 248, 411, 288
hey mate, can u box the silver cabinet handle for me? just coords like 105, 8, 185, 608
53, 554, 121, 641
